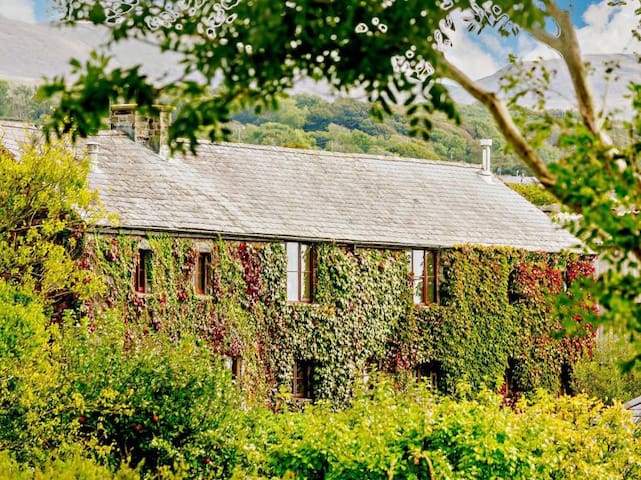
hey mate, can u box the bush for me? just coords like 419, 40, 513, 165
236, 381, 641, 479
58, 314, 243, 477
0, 280, 243, 477
0, 451, 139, 480
573, 329, 641, 403
508, 183, 558, 206
0, 450, 139, 480
0, 281, 78, 465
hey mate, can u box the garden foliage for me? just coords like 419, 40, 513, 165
236, 383, 641, 480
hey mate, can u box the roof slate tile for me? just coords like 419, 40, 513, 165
0, 120, 579, 251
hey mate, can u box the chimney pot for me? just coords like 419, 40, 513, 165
479, 139, 492, 176
86, 141, 99, 162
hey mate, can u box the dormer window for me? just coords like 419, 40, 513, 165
194, 252, 211, 295
134, 249, 152, 293
286, 242, 316, 303
410, 249, 439, 305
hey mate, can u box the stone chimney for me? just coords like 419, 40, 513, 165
110, 104, 171, 158
479, 138, 492, 176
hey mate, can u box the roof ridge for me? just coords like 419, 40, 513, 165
200, 140, 481, 170
0, 120, 38, 131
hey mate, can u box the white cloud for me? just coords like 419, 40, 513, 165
518, 0, 640, 60
440, 10, 501, 80
0, 0, 36, 23
576, 0, 640, 54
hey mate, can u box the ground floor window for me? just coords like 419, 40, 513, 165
135, 249, 152, 293
416, 361, 441, 389
293, 360, 314, 399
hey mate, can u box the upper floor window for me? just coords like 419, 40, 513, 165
194, 252, 211, 295
410, 249, 439, 305
134, 249, 152, 293
293, 360, 314, 399
286, 242, 316, 302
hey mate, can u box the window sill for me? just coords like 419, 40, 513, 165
413, 302, 439, 309
288, 300, 320, 306
134, 291, 154, 298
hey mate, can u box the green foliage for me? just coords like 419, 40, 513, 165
228, 94, 565, 173
88, 234, 590, 404
240, 122, 316, 149
0, 139, 101, 308
0, 80, 54, 123
236, 383, 641, 479
0, 451, 139, 480
0, 277, 242, 477
509, 183, 558, 206
57, 314, 242, 477
573, 329, 641, 403
40, 1, 546, 153
0, 281, 81, 465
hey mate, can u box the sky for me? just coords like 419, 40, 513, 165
0, 0, 638, 79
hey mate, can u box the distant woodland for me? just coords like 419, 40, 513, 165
0, 81, 588, 175
0, 80, 53, 125
229, 95, 570, 175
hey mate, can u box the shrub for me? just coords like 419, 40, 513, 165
0, 450, 140, 480
508, 183, 558, 206
0, 281, 77, 465
58, 313, 243, 477
0, 139, 101, 308
573, 328, 641, 403
236, 381, 641, 479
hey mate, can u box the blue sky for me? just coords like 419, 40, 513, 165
0, 0, 614, 25
0, 0, 637, 79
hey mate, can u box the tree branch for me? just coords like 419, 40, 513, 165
440, 58, 556, 187
526, 25, 562, 51
532, 1, 610, 146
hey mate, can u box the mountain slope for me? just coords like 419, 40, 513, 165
0, 16, 637, 116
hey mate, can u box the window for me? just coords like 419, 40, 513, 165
416, 361, 441, 389
505, 358, 517, 396
292, 360, 314, 399
231, 356, 243, 379
134, 249, 152, 293
225, 356, 243, 380
194, 252, 211, 295
286, 242, 316, 302
410, 249, 439, 305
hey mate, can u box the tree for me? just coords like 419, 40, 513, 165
0, 81, 9, 118
0, 139, 101, 309
42, 1, 641, 355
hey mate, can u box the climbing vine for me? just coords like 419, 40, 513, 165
87, 234, 594, 406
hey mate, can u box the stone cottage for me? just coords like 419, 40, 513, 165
0, 108, 591, 403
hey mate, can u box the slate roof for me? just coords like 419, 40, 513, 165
625, 395, 641, 422
0, 120, 579, 251
0, 120, 39, 153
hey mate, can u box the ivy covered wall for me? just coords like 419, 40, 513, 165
84, 234, 594, 405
